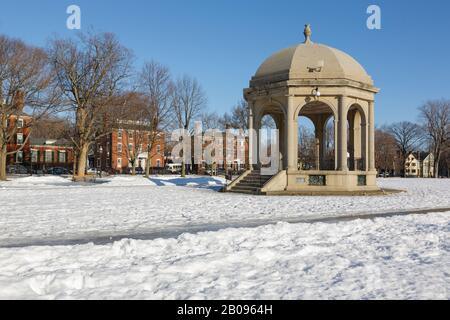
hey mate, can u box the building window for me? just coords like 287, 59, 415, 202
45, 150, 53, 163
128, 143, 133, 151
17, 133, 24, 145
58, 151, 66, 163
117, 143, 122, 153
17, 118, 24, 129
156, 159, 161, 168
128, 130, 134, 139
16, 151, 23, 163
117, 129, 123, 140
117, 158, 122, 168
156, 145, 161, 154
31, 149, 38, 163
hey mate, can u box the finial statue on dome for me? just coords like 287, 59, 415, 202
304, 24, 312, 44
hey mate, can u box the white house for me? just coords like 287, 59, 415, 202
405, 152, 434, 178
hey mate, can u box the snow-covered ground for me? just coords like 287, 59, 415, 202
0, 175, 449, 299
0, 175, 449, 244
0, 212, 448, 299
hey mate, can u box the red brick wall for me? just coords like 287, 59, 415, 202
97, 129, 165, 173
6, 115, 32, 166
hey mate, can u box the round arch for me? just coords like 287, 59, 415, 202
293, 98, 338, 122
347, 103, 368, 171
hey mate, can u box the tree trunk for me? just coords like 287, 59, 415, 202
76, 144, 89, 178
0, 145, 7, 181
435, 153, 440, 179
145, 151, 151, 177
131, 160, 136, 176
181, 160, 186, 177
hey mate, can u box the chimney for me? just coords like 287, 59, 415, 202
13, 91, 25, 112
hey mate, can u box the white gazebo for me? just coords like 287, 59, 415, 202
227, 25, 380, 195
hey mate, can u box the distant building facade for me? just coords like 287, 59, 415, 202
95, 122, 165, 174
173, 132, 249, 174
405, 152, 435, 178
29, 139, 74, 171
5, 113, 32, 166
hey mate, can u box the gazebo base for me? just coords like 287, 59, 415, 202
261, 188, 403, 196
226, 169, 394, 196
258, 169, 379, 194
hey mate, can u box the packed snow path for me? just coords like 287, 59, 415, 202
1, 206, 449, 248
1, 175, 450, 247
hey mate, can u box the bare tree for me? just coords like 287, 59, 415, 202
375, 128, 399, 176
0, 35, 59, 180
48, 32, 132, 179
138, 61, 173, 177
419, 99, 450, 178
108, 91, 149, 175
33, 115, 71, 140
172, 75, 207, 177
298, 126, 316, 170
202, 111, 223, 130
388, 121, 424, 177
221, 100, 249, 131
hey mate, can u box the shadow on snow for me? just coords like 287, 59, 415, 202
147, 176, 225, 191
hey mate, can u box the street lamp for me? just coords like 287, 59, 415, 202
98, 146, 103, 177
312, 87, 321, 98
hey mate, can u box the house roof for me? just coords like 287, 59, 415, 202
30, 138, 72, 147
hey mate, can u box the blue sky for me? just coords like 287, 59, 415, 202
1, 0, 449, 125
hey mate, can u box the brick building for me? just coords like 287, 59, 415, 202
95, 121, 165, 174
5, 113, 32, 166
29, 138, 74, 172
170, 131, 249, 174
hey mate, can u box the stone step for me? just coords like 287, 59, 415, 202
232, 184, 260, 190
236, 181, 265, 187
227, 171, 273, 195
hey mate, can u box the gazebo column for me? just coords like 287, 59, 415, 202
247, 102, 254, 170
338, 96, 348, 171
352, 111, 363, 171
368, 101, 376, 171
361, 120, 367, 171
274, 114, 286, 170
286, 96, 298, 170
320, 124, 327, 170
348, 112, 355, 171
313, 116, 325, 170
255, 113, 262, 169
334, 119, 338, 170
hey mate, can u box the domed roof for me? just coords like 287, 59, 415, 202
252, 26, 373, 86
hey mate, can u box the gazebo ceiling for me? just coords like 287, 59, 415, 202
300, 101, 334, 116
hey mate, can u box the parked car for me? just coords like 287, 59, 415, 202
135, 167, 144, 175
7, 164, 29, 174
165, 163, 182, 174
47, 167, 69, 175
87, 168, 97, 174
